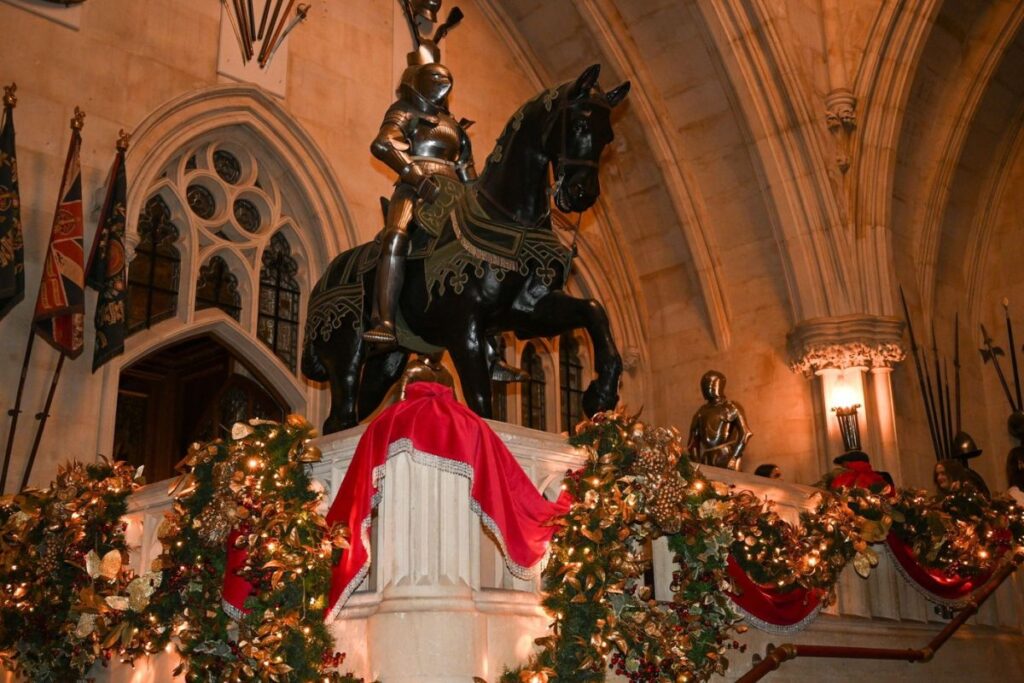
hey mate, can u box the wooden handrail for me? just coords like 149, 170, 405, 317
735, 551, 1024, 683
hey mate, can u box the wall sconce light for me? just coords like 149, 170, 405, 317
830, 372, 862, 452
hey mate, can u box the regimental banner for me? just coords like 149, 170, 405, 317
33, 110, 86, 359
0, 84, 24, 320
86, 135, 129, 371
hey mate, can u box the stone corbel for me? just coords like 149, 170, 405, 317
787, 314, 905, 377
825, 88, 857, 174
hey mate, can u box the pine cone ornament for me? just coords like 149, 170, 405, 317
634, 446, 668, 479
650, 474, 687, 533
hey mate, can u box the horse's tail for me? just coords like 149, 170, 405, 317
301, 333, 329, 382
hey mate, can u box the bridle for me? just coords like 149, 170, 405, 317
477, 88, 605, 226
544, 93, 605, 202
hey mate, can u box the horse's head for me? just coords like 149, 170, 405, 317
546, 64, 630, 213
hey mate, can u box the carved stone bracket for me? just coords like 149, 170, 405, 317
787, 314, 905, 377
825, 88, 857, 174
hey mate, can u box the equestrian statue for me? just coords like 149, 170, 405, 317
302, 0, 630, 433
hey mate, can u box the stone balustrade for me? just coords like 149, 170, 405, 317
114, 423, 1024, 682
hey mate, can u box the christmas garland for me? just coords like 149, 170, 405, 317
0, 459, 143, 680
116, 415, 360, 683
506, 412, 745, 682
507, 410, 1024, 683
2, 411, 1023, 683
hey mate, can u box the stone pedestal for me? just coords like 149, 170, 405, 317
367, 450, 485, 682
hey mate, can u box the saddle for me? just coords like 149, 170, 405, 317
306, 176, 573, 346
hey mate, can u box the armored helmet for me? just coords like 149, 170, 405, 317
409, 62, 453, 107
950, 430, 982, 460
410, 0, 442, 23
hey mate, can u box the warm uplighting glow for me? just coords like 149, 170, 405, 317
829, 371, 861, 413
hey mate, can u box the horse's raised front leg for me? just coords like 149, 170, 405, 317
446, 318, 493, 418
511, 291, 622, 415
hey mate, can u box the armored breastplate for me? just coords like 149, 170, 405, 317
409, 113, 462, 162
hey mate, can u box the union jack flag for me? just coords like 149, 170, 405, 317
33, 112, 85, 359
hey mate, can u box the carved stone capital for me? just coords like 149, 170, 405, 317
787, 314, 905, 377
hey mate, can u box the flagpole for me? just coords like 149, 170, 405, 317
19, 106, 86, 490
0, 333, 34, 493
19, 352, 65, 491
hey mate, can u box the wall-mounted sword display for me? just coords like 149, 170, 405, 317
222, 0, 312, 69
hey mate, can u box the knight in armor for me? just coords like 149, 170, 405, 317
687, 370, 752, 470
363, 60, 475, 346
364, 1, 527, 383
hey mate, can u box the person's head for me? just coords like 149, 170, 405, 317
1007, 448, 1024, 489
700, 370, 726, 402
934, 460, 951, 492
1009, 410, 1024, 442
754, 464, 781, 479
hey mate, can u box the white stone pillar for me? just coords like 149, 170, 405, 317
367, 451, 486, 683
867, 367, 903, 485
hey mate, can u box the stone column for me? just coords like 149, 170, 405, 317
367, 450, 485, 683
788, 314, 906, 481
867, 366, 902, 484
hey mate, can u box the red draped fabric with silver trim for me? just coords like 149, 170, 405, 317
885, 533, 997, 606
322, 381, 572, 620
725, 555, 825, 633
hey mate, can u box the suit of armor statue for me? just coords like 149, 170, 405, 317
364, 0, 528, 383
363, 62, 476, 346
687, 370, 752, 470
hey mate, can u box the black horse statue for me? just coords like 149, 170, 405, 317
303, 64, 630, 433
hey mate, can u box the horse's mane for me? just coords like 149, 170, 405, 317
481, 80, 613, 176
482, 83, 567, 171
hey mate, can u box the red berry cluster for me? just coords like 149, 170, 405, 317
608, 652, 676, 681
323, 650, 348, 668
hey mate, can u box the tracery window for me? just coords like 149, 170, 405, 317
195, 256, 242, 321
124, 141, 313, 376
521, 343, 546, 431
126, 195, 181, 334
560, 334, 585, 432
258, 233, 301, 370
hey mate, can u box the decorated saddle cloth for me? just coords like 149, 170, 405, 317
306, 175, 572, 344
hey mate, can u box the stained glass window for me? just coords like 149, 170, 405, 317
257, 233, 300, 370
521, 343, 546, 430
195, 256, 242, 321
560, 334, 584, 431
126, 195, 181, 334
213, 149, 242, 184
187, 183, 216, 219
